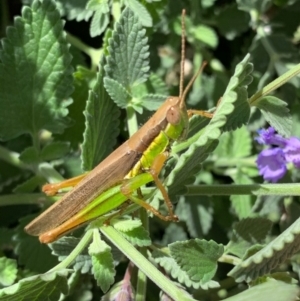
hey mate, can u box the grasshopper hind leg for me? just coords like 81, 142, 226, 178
120, 152, 179, 222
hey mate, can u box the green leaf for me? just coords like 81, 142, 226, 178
49, 237, 92, 273
40, 142, 70, 161
230, 171, 254, 219
113, 219, 151, 247
56, 0, 93, 21
103, 77, 132, 109
88, 0, 110, 37
0, 0, 73, 141
222, 279, 299, 301
141, 94, 166, 111
104, 7, 150, 102
14, 216, 58, 273
254, 96, 292, 137
216, 4, 250, 40
0, 257, 17, 286
13, 175, 45, 193
226, 217, 273, 258
228, 216, 300, 282
152, 249, 220, 290
125, 0, 153, 27
176, 197, 213, 238
89, 232, 115, 293
190, 24, 218, 48
0, 269, 71, 301
82, 60, 120, 171
214, 126, 252, 158
19, 147, 39, 165
170, 239, 224, 284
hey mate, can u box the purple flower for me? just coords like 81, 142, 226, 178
256, 127, 300, 182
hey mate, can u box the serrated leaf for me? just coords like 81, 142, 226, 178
89, 2, 110, 38
82, 60, 120, 171
49, 237, 92, 274
56, 0, 94, 21
0, 257, 17, 286
162, 223, 188, 245
228, 216, 300, 282
89, 232, 115, 293
117, 224, 151, 247
170, 239, 224, 284
141, 94, 167, 111
223, 279, 299, 301
227, 218, 273, 258
40, 142, 70, 161
152, 249, 220, 290
0, 269, 71, 301
104, 7, 150, 91
103, 77, 132, 108
0, 0, 73, 141
254, 96, 292, 137
125, 0, 152, 27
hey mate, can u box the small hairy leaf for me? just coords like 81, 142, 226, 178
170, 239, 224, 284
125, 0, 153, 27
89, 233, 115, 293
228, 216, 300, 282
152, 249, 220, 290
50, 237, 92, 274
254, 96, 292, 137
0, 0, 73, 141
82, 60, 120, 171
104, 7, 150, 96
117, 223, 151, 247
19, 147, 39, 165
0, 269, 71, 300
0, 257, 17, 286
227, 217, 272, 258
13, 175, 45, 193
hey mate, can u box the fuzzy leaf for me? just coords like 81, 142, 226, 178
0, 269, 71, 300
152, 249, 220, 290
228, 216, 300, 282
254, 96, 292, 137
125, 0, 153, 27
227, 218, 273, 258
49, 237, 92, 274
89, 232, 115, 293
82, 60, 120, 171
170, 239, 224, 284
104, 7, 150, 98
0, 0, 73, 141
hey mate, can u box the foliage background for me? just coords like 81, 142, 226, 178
0, 0, 300, 300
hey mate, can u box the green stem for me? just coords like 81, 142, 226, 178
101, 226, 196, 301
186, 183, 300, 196
0, 145, 27, 170
135, 209, 149, 301
49, 229, 93, 272
126, 106, 139, 136
0, 193, 54, 207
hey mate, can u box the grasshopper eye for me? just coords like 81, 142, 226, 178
166, 106, 181, 125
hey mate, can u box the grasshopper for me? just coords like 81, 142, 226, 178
25, 10, 212, 243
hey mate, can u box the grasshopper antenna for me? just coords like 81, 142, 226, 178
180, 10, 207, 109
